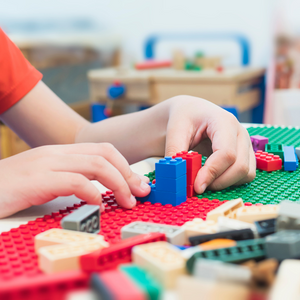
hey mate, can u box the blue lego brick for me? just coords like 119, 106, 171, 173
283, 146, 298, 171
155, 157, 186, 179
156, 188, 186, 206
137, 183, 156, 204
156, 174, 187, 193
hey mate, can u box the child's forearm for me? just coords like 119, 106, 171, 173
75, 100, 172, 164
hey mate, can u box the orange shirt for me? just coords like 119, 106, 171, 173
0, 28, 42, 114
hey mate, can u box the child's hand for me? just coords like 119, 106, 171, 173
0, 143, 150, 218
164, 96, 256, 194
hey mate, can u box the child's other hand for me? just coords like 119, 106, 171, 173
164, 96, 256, 194
0, 143, 150, 218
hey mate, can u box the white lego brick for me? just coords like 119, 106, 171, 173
38, 239, 109, 273
121, 221, 186, 245
269, 260, 300, 300
217, 217, 256, 232
177, 275, 250, 300
182, 218, 218, 243
132, 241, 187, 289
295, 147, 300, 160
277, 201, 300, 231
193, 259, 251, 284
35, 228, 106, 252
234, 205, 278, 224
206, 199, 244, 222
61, 205, 100, 233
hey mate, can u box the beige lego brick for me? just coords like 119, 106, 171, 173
132, 241, 186, 289
35, 228, 106, 252
233, 205, 278, 224
182, 218, 218, 243
217, 217, 257, 232
206, 199, 244, 222
38, 240, 108, 273
177, 275, 250, 300
269, 260, 300, 300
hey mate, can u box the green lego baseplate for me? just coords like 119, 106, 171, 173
145, 126, 300, 205
186, 238, 266, 273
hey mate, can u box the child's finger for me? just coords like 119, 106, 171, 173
54, 143, 150, 198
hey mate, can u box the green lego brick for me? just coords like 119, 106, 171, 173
119, 264, 162, 300
265, 144, 284, 160
186, 238, 266, 274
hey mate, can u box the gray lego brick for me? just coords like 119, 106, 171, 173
121, 221, 186, 246
296, 147, 300, 160
61, 205, 100, 233
266, 230, 300, 260
276, 201, 300, 231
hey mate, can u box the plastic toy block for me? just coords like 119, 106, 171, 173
34, 228, 106, 252
177, 275, 250, 300
120, 264, 162, 300
121, 221, 186, 246
199, 239, 237, 251
217, 216, 256, 233
242, 258, 278, 287
269, 260, 300, 300
296, 147, 300, 160
155, 157, 186, 179
186, 239, 266, 274
255, 151, 282, 172
189, 228, 254, 246
132, 241, 187, 289
156, 188, 186, 206
276, 200, 300, 231
108, 82, 126, 99
254, 218, 276, 237
155, 174, 186, 193
137, 182, 156, 204
38, 239, 108, 273
193, 259, 251, 284
80, 232, 166, 272
135, 60, 172, 70
266, 230, 300, 260
61, 205, 100, 233
0, 270, 89, 300
173, 151, 202, 171
233, 205, 278, 223
91, 269, 146, 300
250, 135, 269, 152
187, 184, 194, 198
206, 198, 243, 221
182, 218, 218, 243
265, 143, 284, 159
283, 145, 298, 171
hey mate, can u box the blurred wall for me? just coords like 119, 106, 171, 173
0, 0, 275, 66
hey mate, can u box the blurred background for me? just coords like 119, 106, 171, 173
1, 0, 300, 157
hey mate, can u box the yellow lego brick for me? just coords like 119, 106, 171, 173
233, 205, 278, 224
177, 275, 250, 300
182, 218, 218, 243
206, 199, 244, 222
38, 239, 108, 274
35, 228, 106, 252
132, 241, 187, 289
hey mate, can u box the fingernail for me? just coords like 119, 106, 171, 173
140, 180, 150, 191
100, 203, 105, 212
138, 174, 150, 183
199, 184, 207, 194
130, 195, 136, 206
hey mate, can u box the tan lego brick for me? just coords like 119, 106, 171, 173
182, 218, 218, 243
38, 240, 108, 274
206, 199, 244, 222
233, 205, 278, 224
132, 241, 186, 289
35, 228, 106, 252
177, 275, 250, 300
269, 260, 300, 300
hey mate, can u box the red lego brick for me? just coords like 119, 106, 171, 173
135, 60, 172, 70
187, 169, 198, 186
187, 185, 195, 198
92, 269, 146, 300
0, 270, 89, 300
173, 151, 202, 171
255, 151, 282, 172
80, 232, 166, 272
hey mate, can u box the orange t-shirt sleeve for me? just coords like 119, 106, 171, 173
0, 28, 43, 114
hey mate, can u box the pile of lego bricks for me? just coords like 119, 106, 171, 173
1, 126, 300, 299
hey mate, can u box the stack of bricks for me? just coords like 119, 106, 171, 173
173, 151, 202, 198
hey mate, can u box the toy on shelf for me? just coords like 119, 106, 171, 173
135, 60, 172, 70
250, 135, 269, 152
